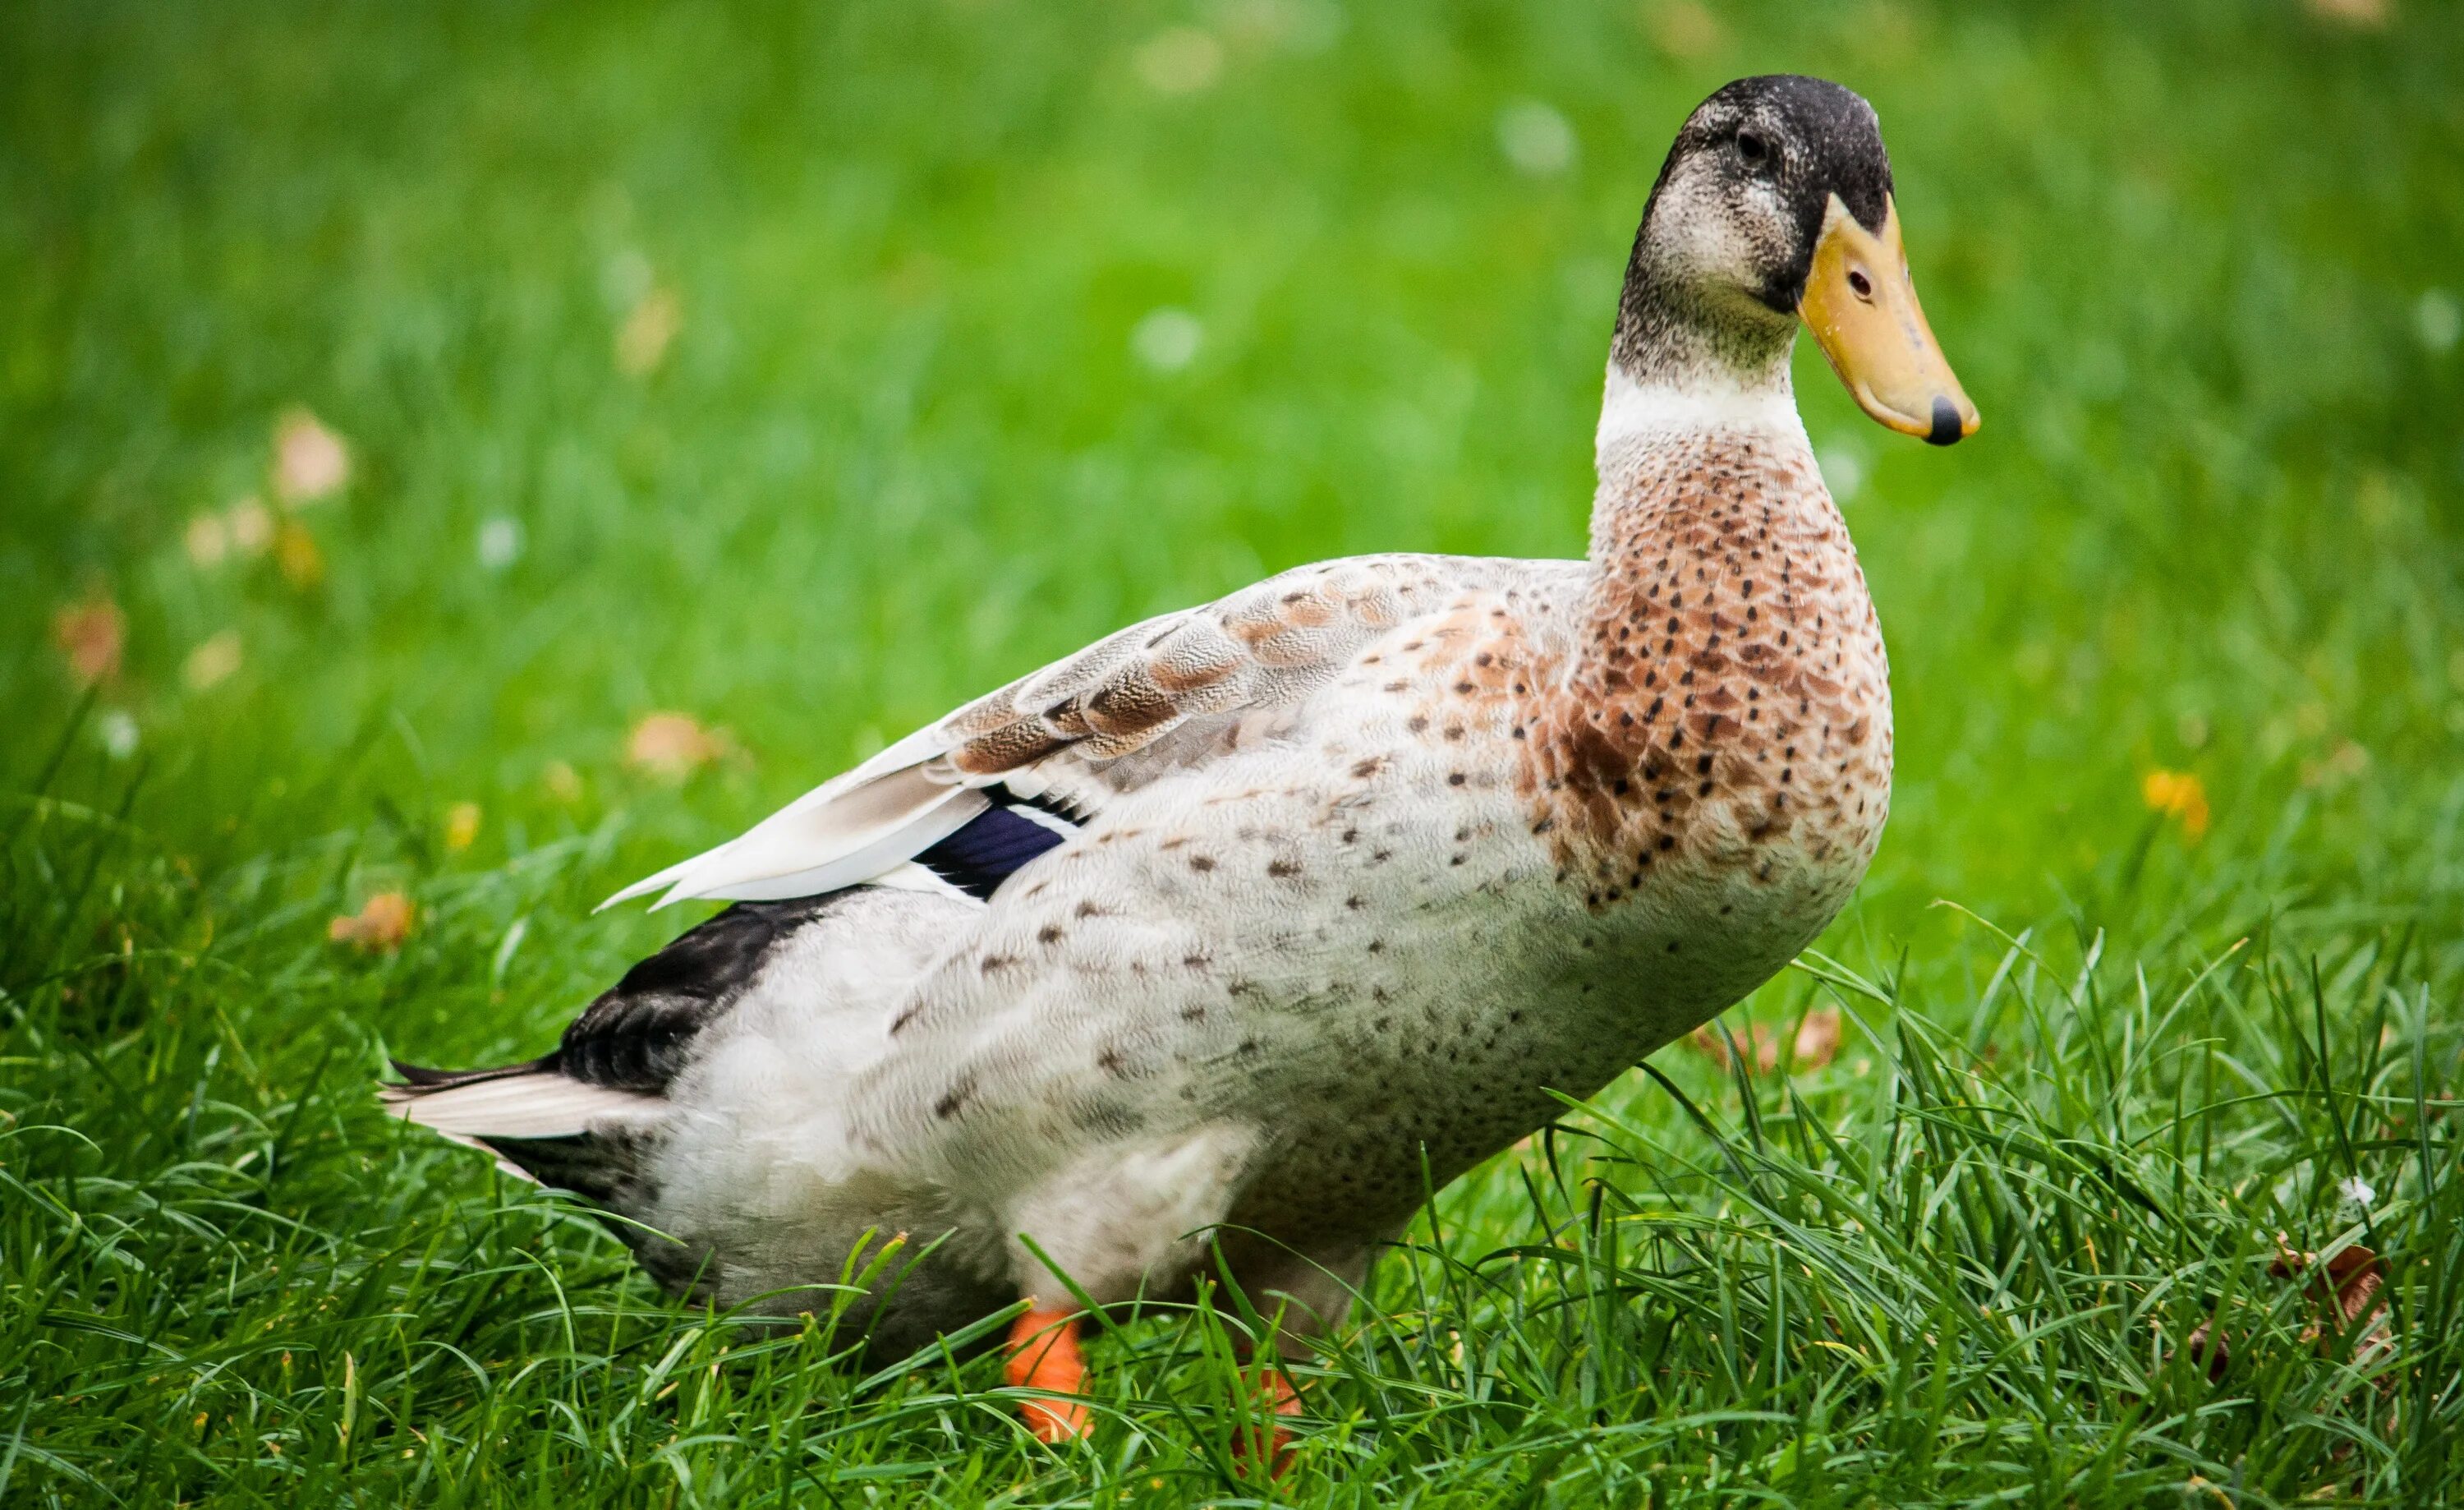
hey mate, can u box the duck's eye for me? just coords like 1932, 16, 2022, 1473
1735, 130, 1768, 166
1847, 269, 1873, 300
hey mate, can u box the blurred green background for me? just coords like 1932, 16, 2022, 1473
5, 0, 2462, 1503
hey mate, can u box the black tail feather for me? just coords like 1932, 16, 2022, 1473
385, 1055, 557, 1092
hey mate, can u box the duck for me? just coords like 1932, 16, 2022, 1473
384, 73, 1975, 1449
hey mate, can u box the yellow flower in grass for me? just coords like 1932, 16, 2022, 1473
444, 802, 482, 852
2142, 769, 2209, 841
274, 522, 325, 589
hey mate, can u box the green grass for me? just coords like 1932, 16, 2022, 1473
5, 0, 2463, 1503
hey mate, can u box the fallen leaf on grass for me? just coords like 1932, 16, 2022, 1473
273, 408, 351, 507
329, 892, 414, 952
1689, 1008, 1841, 1074
2161, 1239, 2400, 1404
1689, 1020, 1772, 1072
52, 594, 126, 686
625, 712, 727, 780
2271, 1241, 2391, 1357
2178, 1317, 2230, 1382
1792, 1007, 1842, 1070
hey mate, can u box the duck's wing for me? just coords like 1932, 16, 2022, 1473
603, 554, 1570, 911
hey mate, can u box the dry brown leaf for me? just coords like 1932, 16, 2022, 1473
2180, 1318, 2230, 1382
1689, 1010, 1841, 1074
52, 595, 126, 687
329, 891, 414, 952
1793, 1007, 1842, 1070
626, 712, 725, 780
1689, 1020, 1779, 1073
273, 408, 351, 507
2270, 1241, 2392, 1357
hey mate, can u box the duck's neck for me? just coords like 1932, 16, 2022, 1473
1573, 240, 1859, 688
1574, 340, 1860, 708
1593, 356, 1806, 484
1587, 345, 1821, 568
1593, 249, 1809, 501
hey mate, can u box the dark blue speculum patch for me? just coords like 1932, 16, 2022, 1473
916, 800, 1071, 900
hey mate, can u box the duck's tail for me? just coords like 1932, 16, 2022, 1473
381, 1057, 666, 1185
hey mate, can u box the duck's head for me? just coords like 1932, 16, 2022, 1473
1613, 74, 1978, 445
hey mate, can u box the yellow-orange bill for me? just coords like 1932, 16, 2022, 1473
1798, 193, 1979, 446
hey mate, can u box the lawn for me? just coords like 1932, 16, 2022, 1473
5, 0, 2462, 1503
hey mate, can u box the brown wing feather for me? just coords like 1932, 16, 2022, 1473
938, 555, 1528, 781
608, 555, 1584, 909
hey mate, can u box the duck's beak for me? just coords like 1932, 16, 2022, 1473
1797, 193, 1978, 446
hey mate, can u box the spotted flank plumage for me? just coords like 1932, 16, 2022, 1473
384, 74, 1972, 1429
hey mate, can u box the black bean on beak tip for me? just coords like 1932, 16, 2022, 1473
1925, 396, 1964, 447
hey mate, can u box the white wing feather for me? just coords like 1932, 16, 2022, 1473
598, 726, 964, 910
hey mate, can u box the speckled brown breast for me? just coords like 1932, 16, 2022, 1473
1526, 426, 1891, 921
1200, 432, 1890, 1253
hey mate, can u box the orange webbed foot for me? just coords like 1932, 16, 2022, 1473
1233, 1365, 1302, 1473
1004, 1305, 1092, 1443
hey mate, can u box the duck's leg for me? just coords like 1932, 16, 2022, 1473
1227, 1242, 1372, 1471
1232, 1361, 1303, 1470
1004, 1304, 1092, 1443
1000, 1126, 1262, 1443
